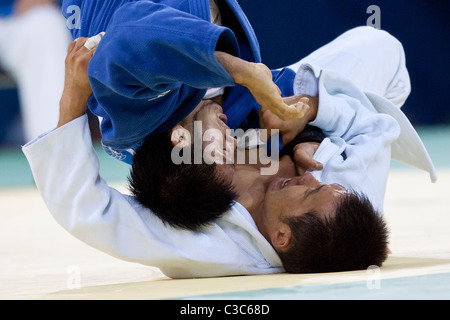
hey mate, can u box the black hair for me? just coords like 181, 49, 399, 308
277, 192, 389, 273
128, 132, 236, 231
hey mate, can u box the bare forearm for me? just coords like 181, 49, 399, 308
215, 51, 255, 86
57, 92, 89, 128
57, 36, 102, 128
215, 51, 305, 121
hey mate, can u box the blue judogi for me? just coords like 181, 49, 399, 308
62, 0, 295, 163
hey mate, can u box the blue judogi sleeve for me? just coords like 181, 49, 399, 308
87, 1, 240, 152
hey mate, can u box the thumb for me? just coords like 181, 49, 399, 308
293, 144, 323, 174
260, 108, 286, 142
296, 159, 323, 176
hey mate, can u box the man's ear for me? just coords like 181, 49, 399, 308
170, 125, 191, 147
271, 224, 291, 251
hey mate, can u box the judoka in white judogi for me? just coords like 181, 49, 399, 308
23, 27, 436, 278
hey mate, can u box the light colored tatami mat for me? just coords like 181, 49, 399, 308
1, 168, 449, 300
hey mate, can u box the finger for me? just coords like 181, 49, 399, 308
88, 46, 98, 57
276, 96, 312, 120
282, 95, 302, 105
271, 100, 304, 121
294, 151, 315, 171
293, 148, 322, 172
281, 101, 309, 120
73, 37, 89, 51
282, 95, 309, 106
295, 164, 306, 176
312, 161, 323, 171
259, 106, 277, 124
83, 32, 105, 51
296, 161, 322, 175
291, 101, 310, 117
86, 41, 101, 57
293, 150, 314, 175
261, 108, 284, 131
299, 97, 310, 104
67, 40, 77, 53
262, 116, 284, 143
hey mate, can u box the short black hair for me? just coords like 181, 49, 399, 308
277, 192, 389, 273
128, 132, 236, 231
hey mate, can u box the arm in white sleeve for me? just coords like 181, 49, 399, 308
22, 115, 281, 278
22, 115, 172, 263
295, 64, 400, 157
297, 64, 401, 211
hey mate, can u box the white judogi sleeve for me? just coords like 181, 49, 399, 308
22, 115, 283, 278
304, 64, 400, 212
294, 63, 436, 213
287, 27, 436, 213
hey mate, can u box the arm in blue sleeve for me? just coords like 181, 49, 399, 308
88, 1, 240, 100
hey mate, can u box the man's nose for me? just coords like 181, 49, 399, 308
292, 173, 321, 187
212, 101, 223, 114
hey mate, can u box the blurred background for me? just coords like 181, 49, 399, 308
0, 0, 449, 187
239, 0, 450, 125
0, 0, 69, 146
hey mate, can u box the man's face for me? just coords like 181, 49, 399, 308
259, 173, 348, 247
177, 99, 237, 183
180, 100, 230, 140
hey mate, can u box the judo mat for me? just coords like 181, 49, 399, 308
1, 125, 449, 300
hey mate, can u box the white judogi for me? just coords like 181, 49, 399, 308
23, 27, 436, 278
289, 27, 436, 210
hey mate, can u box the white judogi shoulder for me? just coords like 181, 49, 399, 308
23, 115, 283, 278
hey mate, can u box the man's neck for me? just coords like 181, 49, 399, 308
232, 155, 296, 224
